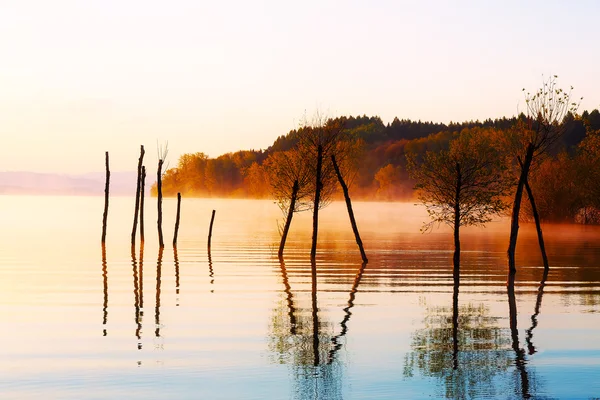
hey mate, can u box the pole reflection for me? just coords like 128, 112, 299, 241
208, 250, 214, 292
279, 258, 297, 335
525, 268, 549, 355
155, 246, 164, 338
101, 244, 108, 337
131, 244, 142, 349
174, 246, 180, 307
327, 262, 366, 364
311, 259, 319, 367
508, 272, 531, 399
452, 266, 459, 371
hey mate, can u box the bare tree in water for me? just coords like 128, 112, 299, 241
264, 149, 313, 258
266, 113, 363, 260
507, 76, 580, 273
408, 127, 509, 271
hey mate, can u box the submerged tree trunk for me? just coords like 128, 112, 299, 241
508, 144, 534, 273
331, 155, 368, 263
453, 162, 461, 272
131, 145, 145, 246
101, 152, 110, 244
310, 145, 323, 262
524, 178, 549, 270
140, 166, 146, 243
278, 180, 299, 259
173, 193, 181, 246
208, 210, 216, 252
157, 159, 164, 248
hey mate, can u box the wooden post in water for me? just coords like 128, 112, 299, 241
131, 145, 145, 246
208, 210, 216, 251
173, 193, 182, 246
157, 159, 164, 248
101, 152, 110, 244
331, 155, 368, 263
140, 166, 146, 243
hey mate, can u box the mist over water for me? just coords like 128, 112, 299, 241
0, 196, 599, 399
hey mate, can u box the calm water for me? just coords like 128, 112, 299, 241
1, 196, 599, 399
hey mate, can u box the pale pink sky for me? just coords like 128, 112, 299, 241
1, 0, 599, 173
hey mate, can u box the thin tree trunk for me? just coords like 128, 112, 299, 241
331, 155, 368, 263
453, 162, 461, 271
310, 145, 323, 262
524, 178, 549, 270
157, 159, 164, 248
101, 152, 110, 244
278, 180, 298, 259
140, 166, 146, 243
173, 192, 181, 246
208, 210, 216, 251
508, 144, 534, 273
131, 145, 145, 246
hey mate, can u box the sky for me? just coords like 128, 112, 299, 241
1, 0, 599, 174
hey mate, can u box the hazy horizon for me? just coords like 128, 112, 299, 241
2, 1, 600, 174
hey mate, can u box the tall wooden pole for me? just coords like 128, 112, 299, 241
173, 193, 182, 246
101, 152, 110, 244
131, 145, 145, 246
140, 166, 146, 243
208, 210, 216, 251
157, 159, 164, 248
331, 155, 368, 263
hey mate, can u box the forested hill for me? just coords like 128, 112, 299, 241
152, 109, 600, 202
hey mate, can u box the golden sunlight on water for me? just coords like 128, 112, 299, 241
0, 195, 599, 399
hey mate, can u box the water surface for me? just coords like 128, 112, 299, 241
0, 196, 599, 399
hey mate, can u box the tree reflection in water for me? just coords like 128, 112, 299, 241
404, 270, 513, 399
268, 259, 366, 399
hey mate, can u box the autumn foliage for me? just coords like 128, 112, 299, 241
152, 109, 600, 223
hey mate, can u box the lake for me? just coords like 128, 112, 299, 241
0, 195, 599, 399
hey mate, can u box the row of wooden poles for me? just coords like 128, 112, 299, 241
100, 145, 365, 262
100, 146, 216, 249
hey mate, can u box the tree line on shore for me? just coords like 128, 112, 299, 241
151, 87, 600, 226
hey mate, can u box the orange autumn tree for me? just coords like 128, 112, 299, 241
407, 127, 510, 271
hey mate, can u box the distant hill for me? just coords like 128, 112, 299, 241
0, 171, 149, 196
